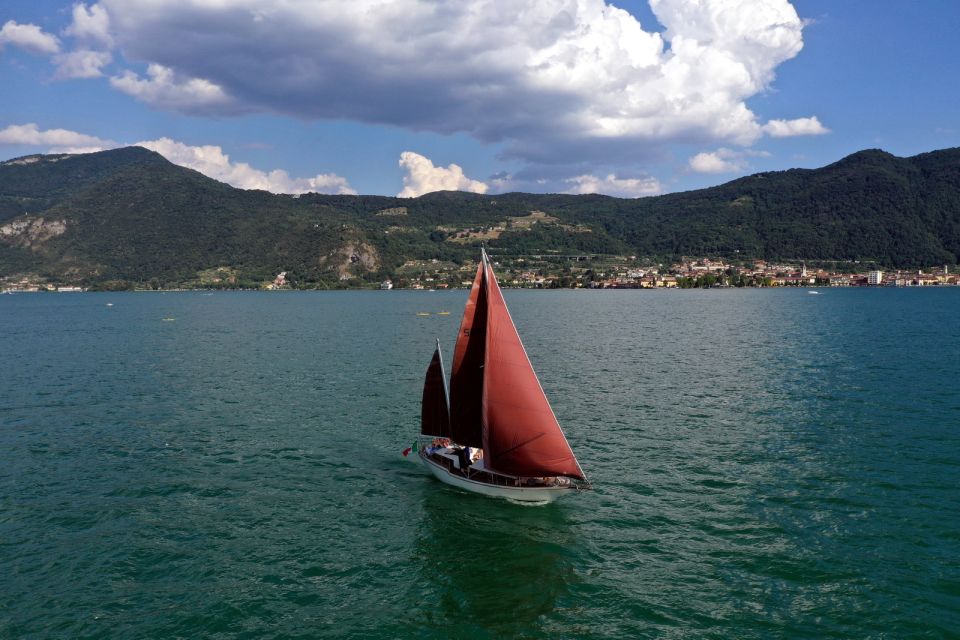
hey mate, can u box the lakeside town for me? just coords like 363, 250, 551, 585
3, 256, 959, 293
382, 256, 960, 290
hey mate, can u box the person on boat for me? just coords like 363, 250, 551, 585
458, 446, 472, 471
427, 437, 449, 454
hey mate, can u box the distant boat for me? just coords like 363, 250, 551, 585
417, 249, 589, 503
417, 312, 431, 316
437, 311, 451, 315
808, 290, 821, 295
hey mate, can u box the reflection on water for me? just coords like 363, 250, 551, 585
409, 488, 578, 638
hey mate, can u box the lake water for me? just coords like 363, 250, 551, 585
2, 288, 958, 638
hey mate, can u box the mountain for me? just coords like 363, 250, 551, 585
2, 146, 959, 288
0, 146, 169, 221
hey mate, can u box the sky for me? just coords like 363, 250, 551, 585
1, 0, 958, 198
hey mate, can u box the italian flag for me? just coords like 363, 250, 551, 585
402, 441, 419, 457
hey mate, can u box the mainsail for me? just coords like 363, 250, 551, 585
421, 341, 450, 437
447, 260, 486, 448
479, 253, 586, 480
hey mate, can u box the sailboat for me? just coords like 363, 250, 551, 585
418, 249, 589, 502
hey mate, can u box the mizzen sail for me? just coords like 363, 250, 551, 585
421, 341, 451, 437
480, 254, 586, 480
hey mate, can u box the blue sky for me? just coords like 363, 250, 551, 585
1, 1, 958, 198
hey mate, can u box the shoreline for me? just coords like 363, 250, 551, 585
4, 283, 960, 294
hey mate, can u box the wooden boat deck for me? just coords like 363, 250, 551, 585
423, 447, 572, 489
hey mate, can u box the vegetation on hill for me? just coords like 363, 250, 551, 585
1, 146, 958, 288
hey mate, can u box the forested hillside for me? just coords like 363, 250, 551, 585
1, 146, 958, 288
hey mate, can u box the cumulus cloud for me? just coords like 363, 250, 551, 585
0, 20, 60, 55
763, 116, 829, 137
135, 138, 356, 194
486, 164, 667, 197
54, 49, 112, 78
92, 0, 822, 161
689, 150, 741, 173
65, 3, 113, 47
564, 174, 663, 198
688, 147, 772, 173
110, 64, 237, 114
2, 122, 670, 198
0, 123, 354, 195
397, 151, 488, 198
0, 123, 110, 150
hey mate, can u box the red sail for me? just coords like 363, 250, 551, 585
481, 258, 586, 480
448, 260, 486, 448
421, 343, 450, 437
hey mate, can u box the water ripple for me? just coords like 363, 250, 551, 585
1, 289, 958, 638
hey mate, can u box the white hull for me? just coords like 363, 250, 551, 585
418, 449, 577, 503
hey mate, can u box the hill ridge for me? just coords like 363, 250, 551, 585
2, 146, 959, 287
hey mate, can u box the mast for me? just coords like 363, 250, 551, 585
437, 338, 450, 415
479, 253, 586, 480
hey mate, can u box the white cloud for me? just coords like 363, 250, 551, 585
0, 20, 60, 55
690, 151, 739, 173
688, 147, 773, 173
65, 3, 113, 47
397, 151, 488, 198
94, 0, 821, 163
54, 49, 112, 78
689, 148, 746, 173
763, 116, 829, 137
0, 123, 110, 149
135, 138, 356, 195
110, 64, 237, 114
0, 123, 354, 195
564, 173, 662, 198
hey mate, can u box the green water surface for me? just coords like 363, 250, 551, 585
1, 289, 958, 638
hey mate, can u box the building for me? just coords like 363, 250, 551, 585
867, 270, 884, 285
